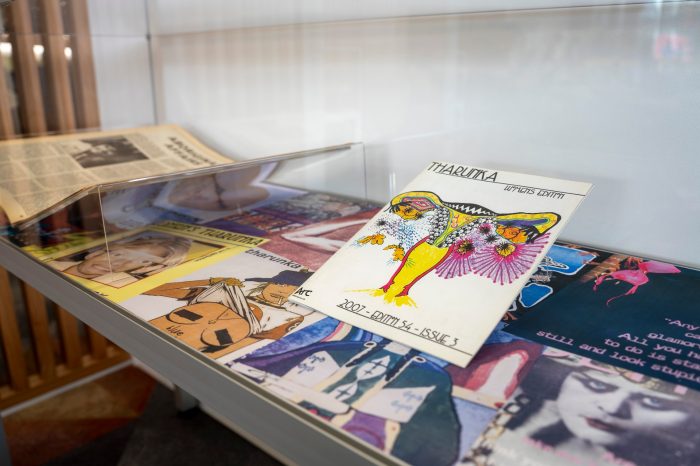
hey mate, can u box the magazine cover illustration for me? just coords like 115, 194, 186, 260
41, 221, 265, 302
464, 349, 700, 466
256, 192, 379, 224
506, 254, 700, 390
261, 209, 380, 270
22, 232, 105, 260
154, 163, 307, 223
206, 192, 380, 237
229, 315, 544, 465
121, 249, 322, 360
291, 162, 591, 366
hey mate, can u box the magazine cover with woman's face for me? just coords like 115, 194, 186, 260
463, 348, 700, 466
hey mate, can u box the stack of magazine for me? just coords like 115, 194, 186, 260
3, 126, 699, 466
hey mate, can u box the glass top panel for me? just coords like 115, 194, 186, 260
1, 142, 368, 261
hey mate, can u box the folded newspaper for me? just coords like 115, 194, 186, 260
290, 161, 592, 366
0, 125, 233, 227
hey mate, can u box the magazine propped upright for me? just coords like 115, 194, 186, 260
290, 162, 592, 366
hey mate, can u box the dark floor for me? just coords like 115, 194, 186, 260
4, 366, 281, 466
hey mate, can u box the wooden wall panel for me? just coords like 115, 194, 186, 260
0, 60, 15, 138
22, 284, 56, 382
0, 0, 130, 410
65, 0, 100, 129
56, 307, 82, 369
87, 326, 107, 359
6, 0, 47, 134
40, 0, 76, 132
0, 269, 28, 390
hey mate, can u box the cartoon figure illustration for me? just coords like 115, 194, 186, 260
593, 258, 681, 306
147, 269, 314, 358
357, 191, 560, 306
232, 322, 462, 465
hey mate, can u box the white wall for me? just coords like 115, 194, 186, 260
88, 0, 155, 129
88, 0, 148, 36
91, 36, 155, 129
92, 2, 700, 267
146, 0, 662, 34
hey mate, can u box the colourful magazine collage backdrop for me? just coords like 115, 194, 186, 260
10, 170, 700, 466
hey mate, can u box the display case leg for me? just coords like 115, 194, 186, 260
173, 385, 199, 412
0, 416, 12, 466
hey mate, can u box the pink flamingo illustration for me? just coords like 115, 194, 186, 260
593, 259, 680, 306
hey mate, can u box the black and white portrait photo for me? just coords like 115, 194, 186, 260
465, 349, 700, 466
69, 136, 148, 168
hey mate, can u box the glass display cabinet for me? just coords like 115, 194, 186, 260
0, 145, 394, 465
0, 1, 698, 465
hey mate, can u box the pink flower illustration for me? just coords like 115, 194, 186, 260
470, 233, 550, 285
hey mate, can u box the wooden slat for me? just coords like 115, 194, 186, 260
0, 60, 15, 138
22, 284, 56, 381
87, 326, 107, 359
0, 1, 128, 412
65, 0, 100, 129
7, 0, 47, 134
56, 306, 82, 369
0, 268, 29, 390
40, 0, 76, 132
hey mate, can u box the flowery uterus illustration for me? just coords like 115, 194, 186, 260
357, 191, 561, 306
